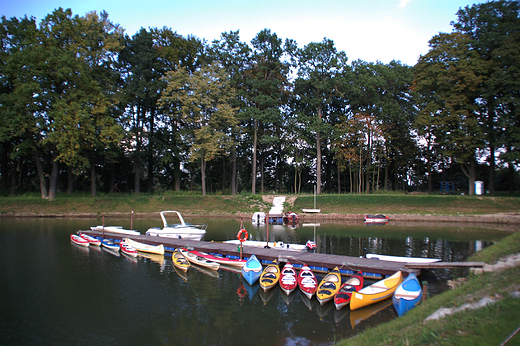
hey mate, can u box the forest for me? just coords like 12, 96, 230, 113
1, 1, 519, 199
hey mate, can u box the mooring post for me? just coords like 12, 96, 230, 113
422, 280, 428, 300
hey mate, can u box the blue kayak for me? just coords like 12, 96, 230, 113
242, 254, 262, 285
101, 238, 120, 252
392, 272, 422, 316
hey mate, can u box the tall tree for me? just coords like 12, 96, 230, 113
413, 32, 485, 195
453, 0, 520, 194
161, 63, 238, 195
293, 38, 348, 194
243, 29, 293, 194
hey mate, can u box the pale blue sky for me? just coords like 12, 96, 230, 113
1, 0, 486, 65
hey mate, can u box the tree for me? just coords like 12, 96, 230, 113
161, 63, 238, 195
453, 0, 520, 194
413, 32, 485, 195
293, 38, 349, 194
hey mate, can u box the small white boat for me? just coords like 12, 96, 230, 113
71, 234, 89, 247
366, 254, 441, 264
90, 225, 141, 236
80, 234, 101, 246
364, 214, 389, 223
146, 211, 207, 240
124, 238, 164, 255
120, 241, 138, 257
223, 239, 314, 252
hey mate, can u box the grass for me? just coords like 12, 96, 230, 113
0, 192, 519, 217
337, 231, 520, 346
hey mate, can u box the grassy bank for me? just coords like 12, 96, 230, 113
1, 192, 519, 217
339, 231, 520, 346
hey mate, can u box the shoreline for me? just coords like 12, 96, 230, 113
2, 211, 520, 224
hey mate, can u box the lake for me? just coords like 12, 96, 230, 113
0, 217, 511, 345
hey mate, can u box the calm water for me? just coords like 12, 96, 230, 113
0, 217, 512, 345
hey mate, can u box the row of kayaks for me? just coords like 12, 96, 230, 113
72, 233, 423, 316
241, 255, 422, 316
70, 234, 163, 257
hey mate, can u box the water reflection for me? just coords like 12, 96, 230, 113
0, 218, 513, 346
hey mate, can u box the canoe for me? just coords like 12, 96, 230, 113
179, 248, 220, 271
80, 234, 101, 246
71, 234, 89, 247
393, 272, 422, 316
334, 272, 364, 310
279, 262, 298, 295
350, 271, 403, 311
316, 267, 342, 306
298, 264, 318, 299
172, 249, 191, 272
120, 241, 138, 257
242, 254, 262, 285
101, 238, 120, 252
124, 238, 164, 255
366, 254, 441, 264
259, 262, 280, 292
183, 249, 246, 268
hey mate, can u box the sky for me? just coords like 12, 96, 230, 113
1, 0, 488, 66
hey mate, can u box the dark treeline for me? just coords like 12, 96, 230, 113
1, 1, 519, 199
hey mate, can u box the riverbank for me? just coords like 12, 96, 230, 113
1, 193, 520, 224
339, 231, 520, 346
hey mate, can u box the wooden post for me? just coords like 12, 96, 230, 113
102, 215, 105, 238
131, 210, 134, 230
422, 281, 428, 301
265, 213, 270, 248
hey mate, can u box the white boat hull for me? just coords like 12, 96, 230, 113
224, 239, 308, 251
90, 226, 141, 236
366, 253, 441, 263
146, 227, 205, 240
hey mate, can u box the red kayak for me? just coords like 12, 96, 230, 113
71, 234, 89, 247
80, 234, 101, 246
298, 264, 318, 299
280, 262, 298, 295
120, 241, 138, 257
334, 272, 364, 310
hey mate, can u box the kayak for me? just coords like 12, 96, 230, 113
80, 234, 101, 246
393, 272, 422, 316
71, 234, 89, 247
334, 272, 364, 310
101, 238, 120, 252
242, 254, 262, 285
179, 248, 220, 271
259, 262, 280, 292
316, 267, 342, 306
172, 249, 191, 272
298, 264, 318, 299
350, 271, 403, 311
123, 238, 164, 255
119, 240, 138, 257
279, 262, 298, 295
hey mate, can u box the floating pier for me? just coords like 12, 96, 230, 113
83, 230, 425, 278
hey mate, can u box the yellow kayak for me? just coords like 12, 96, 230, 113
350, 271, 403, 311
172, 249, 191, 272
259, 262, 280, 292
316, 267, 341, 306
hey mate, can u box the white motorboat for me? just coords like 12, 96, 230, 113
90, 225, 141, 236
145, 210, 207, 240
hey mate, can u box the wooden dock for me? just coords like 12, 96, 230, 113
82, 230, 428, 278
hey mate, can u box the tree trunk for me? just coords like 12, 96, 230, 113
488, 145, 495, 196
231, 149, 237, 195
201, 156, 207, 196
33, 150, 48, 199
252, 119, 258, 194
316, 106, 322, 195
48, 159, 59, 200
461, 157, 476, 195
134, 159, 140, 194
67, 167, 74, 194
337, 164, 341, 193
90, 161, 96, 197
